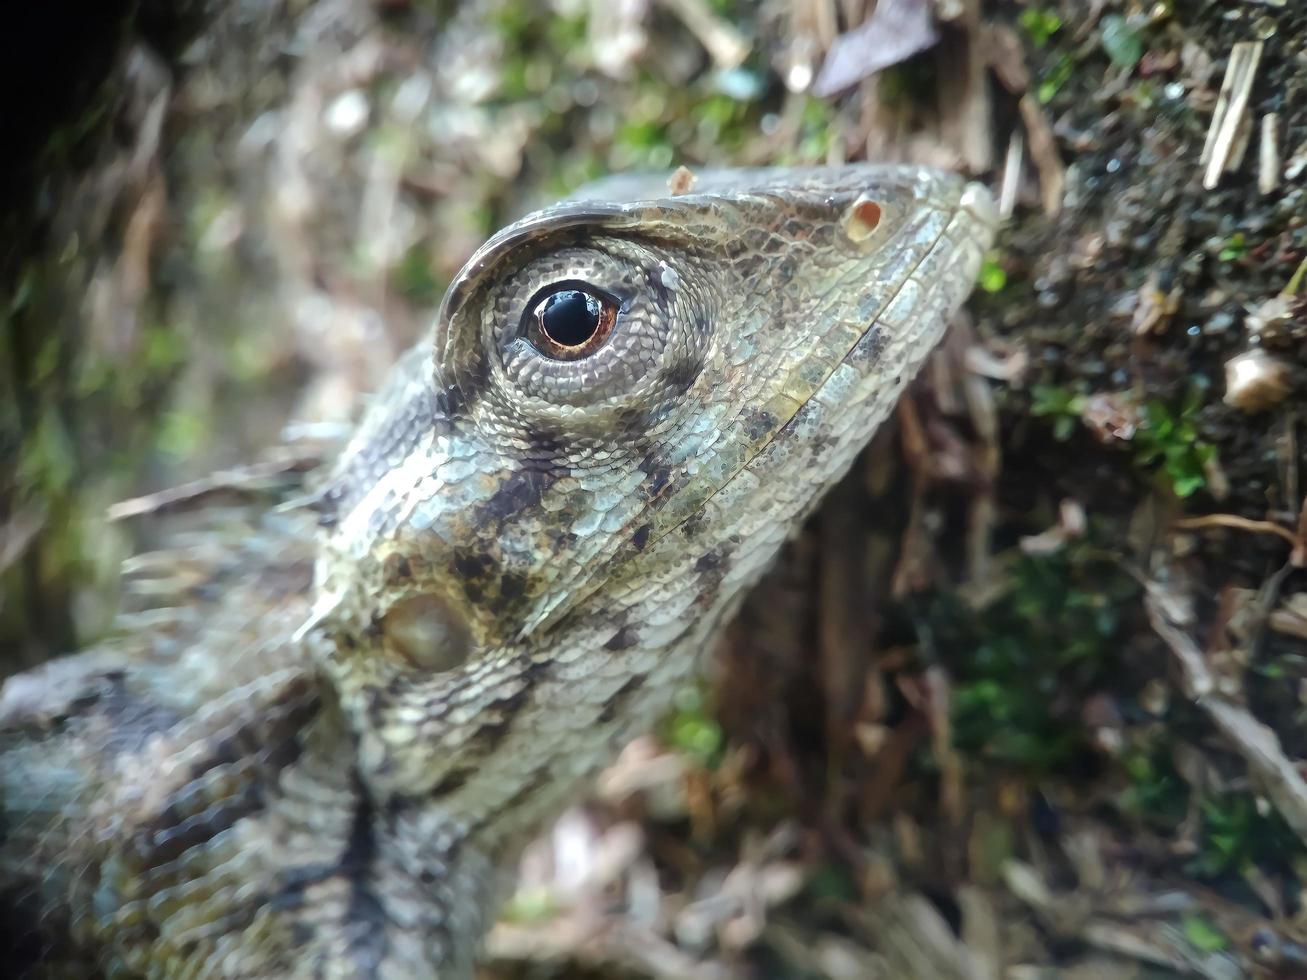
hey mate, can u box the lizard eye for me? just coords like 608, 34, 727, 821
523, 282, 618, 361
487, 246, 698, 417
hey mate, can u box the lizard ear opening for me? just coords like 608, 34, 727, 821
379, 593, 474, 673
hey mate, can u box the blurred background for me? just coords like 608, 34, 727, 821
3, 1, 1306, 976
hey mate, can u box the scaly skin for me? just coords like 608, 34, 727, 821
0, 166, 995, 977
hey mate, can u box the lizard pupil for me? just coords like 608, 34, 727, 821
539, 289, 601, 347
524, 283, 618, 361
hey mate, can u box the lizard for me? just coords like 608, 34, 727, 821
0, 164, 995, 978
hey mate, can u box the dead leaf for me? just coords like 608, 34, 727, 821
813, 0, 941, 97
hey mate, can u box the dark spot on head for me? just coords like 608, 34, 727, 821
694, 550, 722, 573
340, 784, 388, 975
452, 549, 506, 606
428, 764, 475, 798
639, 453, 673, 501
631, 524, 651, 550
498, 571, 527, 602
521, 428, 569, 473
520, 658, 552, 683
471, 687, 531, 753
680, 510, 709, 540
663, 354, 701, 395
383, 554, 413, 583
453, 550, 493, 582
434, 382, 468, 420
646, 266, 672, 309
844, 325, 888, 368
743, 410, 777, 441
384, 793, 412, 822
612, 405, 652, 435
362, 685, 387, 729
311, 485, 342, 528
604, 625, 637, 650
139, 782, 263, 866
269, 863, 338, 911
480, 464, 558, 524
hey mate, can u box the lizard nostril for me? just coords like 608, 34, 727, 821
842, 196, 883, 242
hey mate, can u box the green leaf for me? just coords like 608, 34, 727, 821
1038, 54, 1074, 103
1218, 232, 1247, 261
978, 257, 1007, 293
1018, 9, 1062, 48
1183, 915, 1229, 953
1100, 15, 1144, 70
1172, 472, 1206, 498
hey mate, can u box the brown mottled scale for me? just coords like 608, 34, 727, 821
0, 166, 995, 977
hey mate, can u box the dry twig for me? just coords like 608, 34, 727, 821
1201, 42, 1264, 190
1145, 585, 1307, 844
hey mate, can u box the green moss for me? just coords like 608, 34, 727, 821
1125, 742, 1307, 881
1030, 383, 1087, 442
499, 886, 559, 924
491, 1, 586, 101
1037, 54, 1075, 104
9, 267, 36, 316
978, 256, 1008, 294
803, 863, 857, 903
143, 324, 188, 374
1099, 15, 1144, 71
31, 335, 63, 386
1217, 232, 1247, 262
1183, 915, 1229, 954
691, 92, 754, 148
157, 409, 207, 459
925, 544, 1136, 772
615, 117, 675, 168
1120, 744, 1187, 827
877, 58, 938, 110
1192, 793, 1301, 878
393, 243, 443, 308
1129, 79, 1159, 110
1018, 9, 1063, 49
664, 683, 724, 768
18, 408, 76, 495
1133, 387, 1217, 499
795, 96, 835, 161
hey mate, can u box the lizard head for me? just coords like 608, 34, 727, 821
311, 166, 994, 809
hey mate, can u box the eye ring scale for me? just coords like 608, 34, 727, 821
523, 282, 619, 361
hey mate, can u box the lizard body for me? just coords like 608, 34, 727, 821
0, 165, 995, 977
